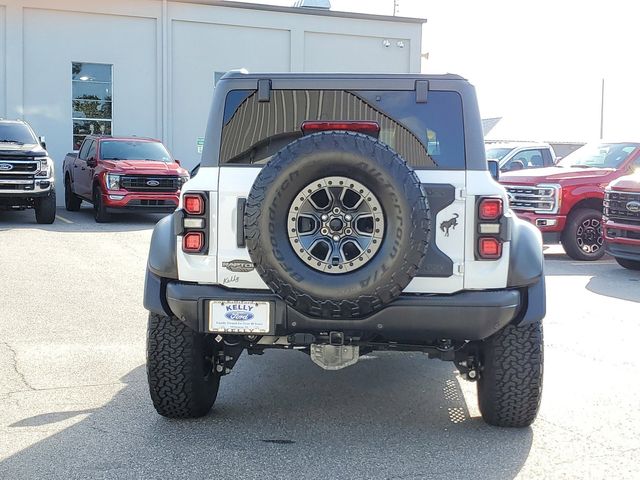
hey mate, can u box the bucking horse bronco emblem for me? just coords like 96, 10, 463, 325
440, 213, 459, 237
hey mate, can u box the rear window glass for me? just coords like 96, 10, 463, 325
219, 89, 465, 169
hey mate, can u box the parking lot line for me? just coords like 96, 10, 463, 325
55, 215, 73, 224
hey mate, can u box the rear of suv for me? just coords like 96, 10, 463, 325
0, 119, 56, 224
143, 72, 546, 427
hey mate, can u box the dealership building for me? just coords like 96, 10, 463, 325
0, 0, 424, 204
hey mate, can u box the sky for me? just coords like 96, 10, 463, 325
234, 0, 638, 142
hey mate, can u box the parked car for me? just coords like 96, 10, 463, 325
486, 141, 556, 172
62, 136, 189, 222
501, 141, 640, 261
143, 72, 546, 427
604, 173, 640, 270
0, 119, 56, 224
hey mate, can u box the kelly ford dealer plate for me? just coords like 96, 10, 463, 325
208, 301, 272, 334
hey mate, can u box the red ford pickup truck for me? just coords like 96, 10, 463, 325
604, 173, 640, 270
63, 136, 189, 222
500, 141, 640, 260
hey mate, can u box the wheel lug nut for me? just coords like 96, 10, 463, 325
321, 214, 328, 221
333, 235, 340, 242
345, 214, 352, 221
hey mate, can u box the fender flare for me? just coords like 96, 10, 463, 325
148, 214, 179, 279
507, 216, 546, 325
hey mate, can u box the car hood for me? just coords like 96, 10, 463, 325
608, 174, 640, 192
501, 166, 615, 184
0, 142, 47, 157
102, 159, 186, 175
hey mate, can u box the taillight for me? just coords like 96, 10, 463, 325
476, 196, 505, 260
181, 192, 207, 254
183, 231, 204, 253
479, 198, 503, 220
301, 121, 380, 137
184, 194, 205, 215
478, 237, 502, 259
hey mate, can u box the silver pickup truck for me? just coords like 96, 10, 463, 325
0, 119, 56, 224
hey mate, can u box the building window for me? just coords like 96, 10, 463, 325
72, 62, 112, 150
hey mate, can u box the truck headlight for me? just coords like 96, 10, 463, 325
36, 157, 53, 178
106, 174, 121, 190
179, 175, 190, 189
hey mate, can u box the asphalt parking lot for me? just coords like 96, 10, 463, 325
1, 207, 639, 480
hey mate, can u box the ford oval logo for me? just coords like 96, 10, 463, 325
225, 311, 254, 321
627, 201, 640, 213
146, 180, 160, 187
0, 163, 13, 171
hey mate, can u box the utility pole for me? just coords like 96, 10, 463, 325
393, 0, 399, 16
599, 78, 605, 139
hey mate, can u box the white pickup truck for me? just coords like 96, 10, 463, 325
486, 141, 556, 172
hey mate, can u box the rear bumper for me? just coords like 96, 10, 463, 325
102, 191, 178, 213
145, 272, 544, 342
511, 210, 565, 243
604, 219, 640, 260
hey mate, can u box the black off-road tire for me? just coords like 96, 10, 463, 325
615, 257, 640, 270
146, 312, 221, 418
35, 191, 56, 224
244, 131, 430, 319
477, 322, 544, 428
561, 208, 605, 261
93, 187, 111, 223
64, 177, 82, 211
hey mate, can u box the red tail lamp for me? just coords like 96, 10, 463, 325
183, 231, 204, 253
301, 121, 380, 137
184, 194, 204, 215
479, 198, 503, 220
478, 237, 502, 259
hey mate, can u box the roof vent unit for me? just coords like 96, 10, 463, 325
293, 0, 331, 9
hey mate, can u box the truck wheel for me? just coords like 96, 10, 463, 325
615, 257, 640, 270
146, 312, 221, 418
35, 191, 56, 224
477, 321, 543, 427
245, 131, 430, 319
93, 187, 111, 223
561, 208, 605, 261
64, 178, 82, 211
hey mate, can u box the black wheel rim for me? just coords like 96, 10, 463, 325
287, 176, 384, 274
576, 217, 603, 255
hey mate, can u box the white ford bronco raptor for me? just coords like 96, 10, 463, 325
144, 72, 545, 427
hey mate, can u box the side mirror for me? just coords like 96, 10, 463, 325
488, 160, 500, 181
38, 136, 47, 150
87, 157, 97, 168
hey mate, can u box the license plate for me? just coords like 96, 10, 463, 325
208, 300, 271, 334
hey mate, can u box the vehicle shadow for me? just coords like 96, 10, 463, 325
0, 352, 533, 480
544, 252, 640, 303
0, 206, 165, 233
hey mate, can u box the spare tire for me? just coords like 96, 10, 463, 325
245, 131, 430, 319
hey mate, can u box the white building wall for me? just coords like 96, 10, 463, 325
0, 5, 5, 118
0, 0, 423, 205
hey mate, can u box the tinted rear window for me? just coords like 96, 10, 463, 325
219, 89, 465, 169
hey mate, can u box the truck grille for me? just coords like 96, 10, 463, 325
504, 184, 559, 213
0, 159, 39, 173
120, 175, 179, 192
0, 160, 37, 190
604, 190, 640, 225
